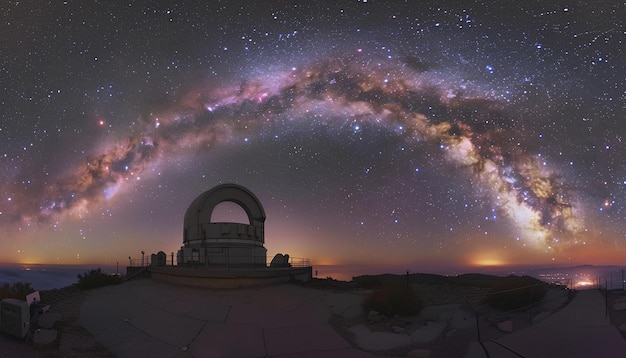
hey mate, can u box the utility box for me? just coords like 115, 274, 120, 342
1, 299, 30, 338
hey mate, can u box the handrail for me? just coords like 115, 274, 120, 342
126, 266, 148, 281
464, 281, 561, 353
127, 253, 311, 268
465, 282, 551, 318
479, 339, 528, 358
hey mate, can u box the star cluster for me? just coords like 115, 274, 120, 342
0, 1, 624, 269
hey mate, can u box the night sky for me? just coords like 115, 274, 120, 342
1, 1, 624, 271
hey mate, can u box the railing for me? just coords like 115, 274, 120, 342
543, 267, 626, 290
598, 267, 626, 291
126, 266, 149, 281
128, 258, 150, 267
465, 282, 558, 358
283, 257, 310, 268
566, 267, 626, 318
127, 253, 310, 269
588, 268, 626, 322
479, 339, 527, 358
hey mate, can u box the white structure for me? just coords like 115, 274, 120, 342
177, 184, 267, 268
1, 299, 30, 338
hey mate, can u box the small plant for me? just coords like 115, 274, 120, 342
0, 282, 35, 300
77, 268, 123, 290
362, 278, 423, 316
353, 275, 383, 289
484, 275, 547, 311
306, 276, 357, 290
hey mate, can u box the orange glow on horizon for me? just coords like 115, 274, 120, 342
575, 280, 594, 288
472, 258, 506, 267
464, 248, 510, 268
310, 258, 340, 266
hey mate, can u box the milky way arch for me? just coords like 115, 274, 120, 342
7, 55, 582, 250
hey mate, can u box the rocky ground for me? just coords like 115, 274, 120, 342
0, 285, 113, 358
2, 280, 625, 358
1, 280, 488, 357
328, 283, 510, 357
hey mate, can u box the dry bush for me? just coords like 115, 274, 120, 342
484, 275, 547, 311
0, 282, 35, 300
362, 278, 423, 316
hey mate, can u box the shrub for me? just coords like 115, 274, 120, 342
484, 275, 547, 311
305, 277, 357, 290
362, 278, 423, 316
353, 275, 383, 289
77, 268, 123, 290
0, 282, 35, 300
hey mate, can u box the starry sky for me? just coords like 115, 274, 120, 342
1, 1, 624, 271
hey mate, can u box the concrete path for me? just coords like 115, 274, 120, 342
80, 279, 380, 358
466, 289, 626, 357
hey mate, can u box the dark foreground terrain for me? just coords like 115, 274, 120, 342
3, 272, 622, 357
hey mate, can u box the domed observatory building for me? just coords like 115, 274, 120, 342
147, 183, 311, 288
178, 183, 267, 268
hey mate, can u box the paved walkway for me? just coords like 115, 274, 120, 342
80, 279, 380, 358
466, 289, 626, 357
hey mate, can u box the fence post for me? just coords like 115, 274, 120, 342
605, 278, 608, 317
475, 309, 481, 342
528, 286, 532, 325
